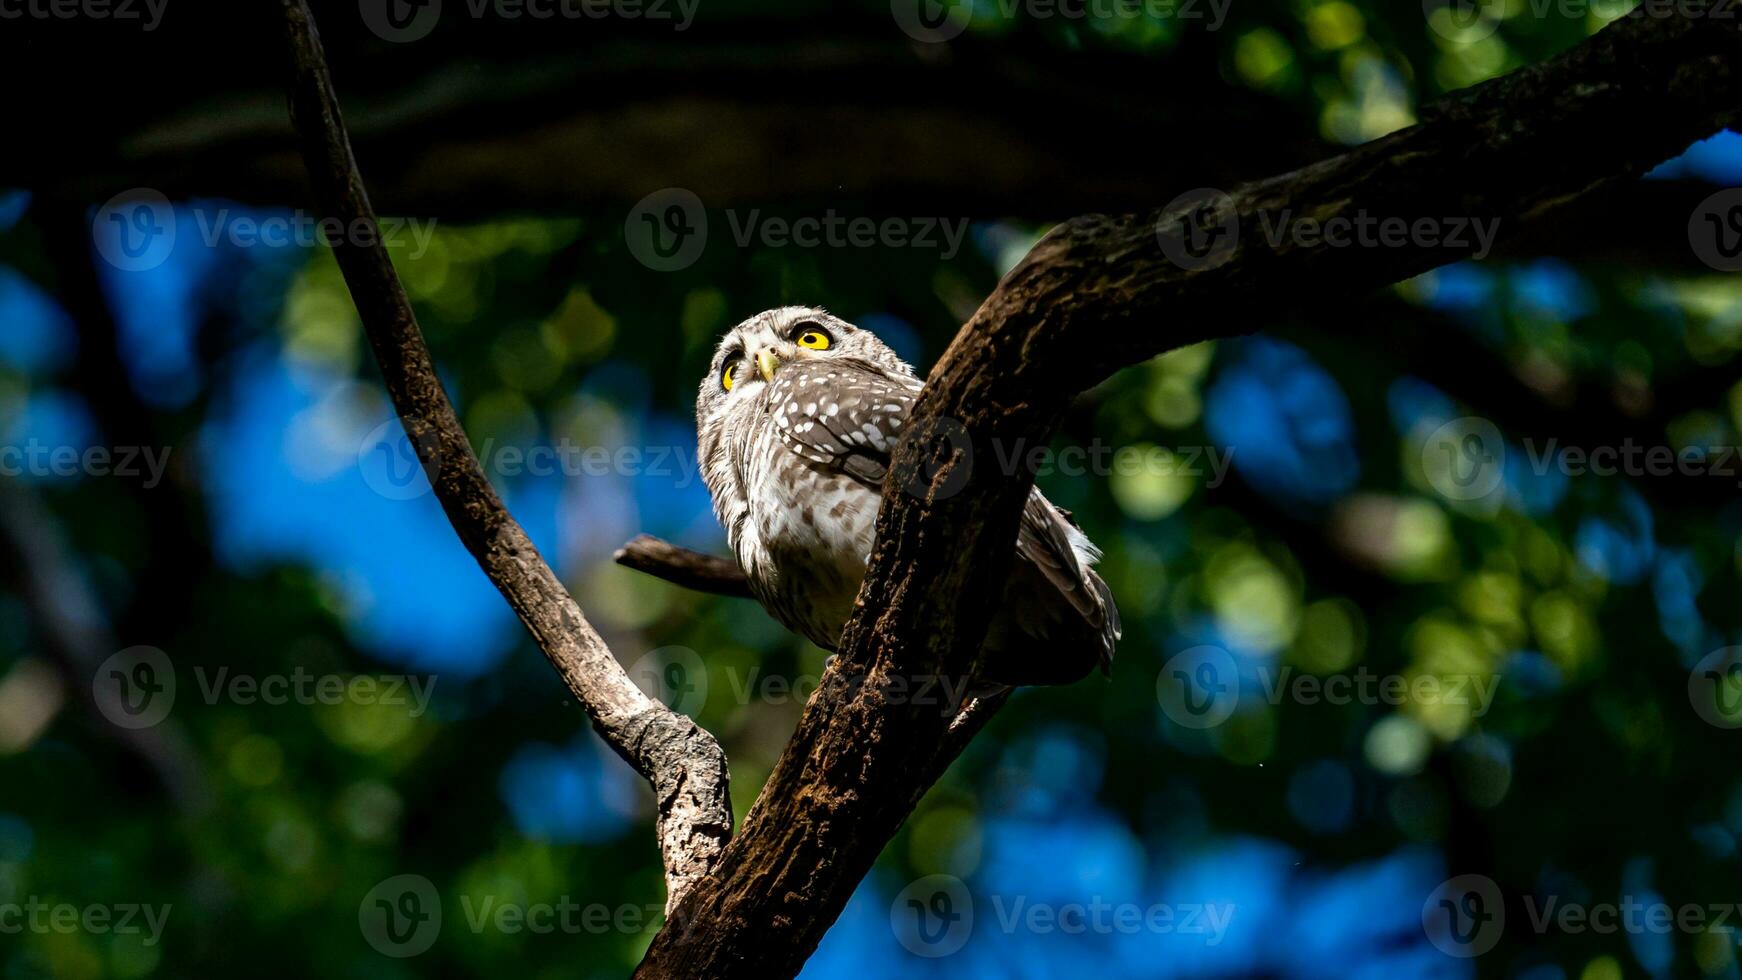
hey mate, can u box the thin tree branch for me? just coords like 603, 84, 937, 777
640, 8, 1742, 976
613, 536, 753, 599
276, 0, 730, 910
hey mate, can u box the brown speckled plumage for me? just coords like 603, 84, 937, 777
697, 307, 1118, 686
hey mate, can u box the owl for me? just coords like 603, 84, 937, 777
696, 307, 1119, 687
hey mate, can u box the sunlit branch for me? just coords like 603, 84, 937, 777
277, 0, 731, 910
638, 8, 1742, 977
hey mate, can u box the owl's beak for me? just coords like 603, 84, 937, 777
756, 349, 781, 383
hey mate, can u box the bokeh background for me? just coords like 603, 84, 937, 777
3, 1, 1742, 977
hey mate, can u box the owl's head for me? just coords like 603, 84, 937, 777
696, 307, 909, 429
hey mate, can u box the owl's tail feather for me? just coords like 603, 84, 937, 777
1091, 570, 1120, 677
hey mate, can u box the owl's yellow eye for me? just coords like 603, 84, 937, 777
722, 361, 740, 391
796, 330, 831, 350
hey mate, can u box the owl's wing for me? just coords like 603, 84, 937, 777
1015, 492, 1121, 673
764, 357, 921, 488
766, 357, 1118, 674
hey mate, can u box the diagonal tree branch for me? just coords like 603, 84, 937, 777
639, 8, 1742, 976
276, 0, 730, 910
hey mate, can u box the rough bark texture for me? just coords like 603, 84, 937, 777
635, 9, 1742, 976
278, 0, 731, 911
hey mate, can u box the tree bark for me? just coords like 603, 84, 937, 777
277, 0, 732, 910
636, 8, 1742, 975
267, 0, 1742, 970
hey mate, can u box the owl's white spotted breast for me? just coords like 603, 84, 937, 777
697, 307, 1118, 682
703, 356, 929, 650
731, 406, 885, 650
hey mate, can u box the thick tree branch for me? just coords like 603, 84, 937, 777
277, 0, 730, 910
640, 8, 1742, 976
